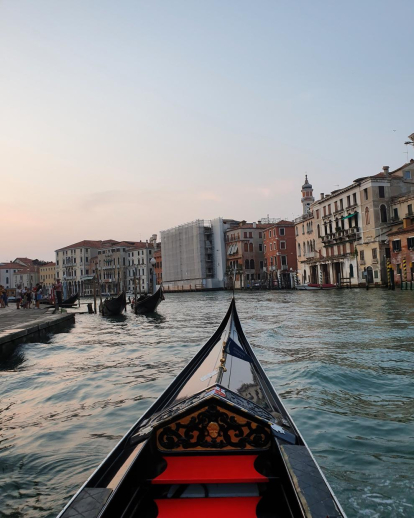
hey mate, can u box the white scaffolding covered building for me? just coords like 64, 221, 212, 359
161, 218, 238, 290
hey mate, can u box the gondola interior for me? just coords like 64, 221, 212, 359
59, 299, 345, 518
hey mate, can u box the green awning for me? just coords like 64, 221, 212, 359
342, 212, 358, 220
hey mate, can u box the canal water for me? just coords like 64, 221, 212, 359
0, 290, 413, 517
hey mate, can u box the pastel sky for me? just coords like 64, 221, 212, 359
1, 0, 413, 261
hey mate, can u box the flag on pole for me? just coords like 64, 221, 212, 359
225, 337, 253, 363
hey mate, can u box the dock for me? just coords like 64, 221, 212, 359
0, 306, 75, 356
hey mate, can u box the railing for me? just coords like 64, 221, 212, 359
305, 251, 317, 258
281, 264, 288, 270
360, 259, 365, 265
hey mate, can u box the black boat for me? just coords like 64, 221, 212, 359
133, 286, 164, 315
58, 299, 346, 518
100, 292, 127, 316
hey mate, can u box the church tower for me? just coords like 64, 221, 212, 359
301, 175, 314, 215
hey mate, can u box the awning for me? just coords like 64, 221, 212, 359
342, 212, 358, 220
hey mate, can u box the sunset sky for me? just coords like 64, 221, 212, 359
1, 0, 413, 261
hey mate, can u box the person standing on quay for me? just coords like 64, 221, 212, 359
55, 279, 63, 306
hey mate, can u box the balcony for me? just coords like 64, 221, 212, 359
372, 259, 378, 264
281, 264, 288, 270
305, 251, 317, 259
360, 260, 365, 265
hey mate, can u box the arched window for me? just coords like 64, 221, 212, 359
317, 224, 320, 238
350, 264, 354, 278
313, 240, 315, 252
380, 204, 387, 223
244, 242, 248, 252
298, 243, 301, 257
250, 259, 255, 269
249, 243, 253, 252
245, 259, 249, 269
365, 207, 370, 225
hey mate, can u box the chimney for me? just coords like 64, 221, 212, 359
320, 193, 324, 200
383, 166, 390, 176
403, 217, 410, 229
253, 222, 257, 228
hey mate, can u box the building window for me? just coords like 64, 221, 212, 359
393, 208, 399, 220
360, 250, 365, 260
380, 204, 388, 223
269, 231, 271, 238
364, 188, 368, 201
280, 241, 286, 249
279, 228, 285, 236
374, 270, 379, 278
346, 195, 350, 207
260, 261, 263, 269
248, 243, 253, 252
281, 255, 287, 266
407, 237, 414, 249
245, 259, 249, 269
328, 204, 331, 215
295, 227, 298, 236
259, 232, 262, 238
316, 209, 320, 218
249, 232, 253, 238
302, 225, 305, 235
259, 244, 263, 252
392, 240, 401, 252
250, 259, 255, 269
244, 242, 248, 252
379, 186, 385, 198
323, 206, 326, 216
353, 193, 357, 205
270, 243, 273, 251
350, 264, 354, 278
408, 204, 413, 216
339, 199, 343, 210
365, 207, 370, 225
244, 232, 247, 238
397, 263, 401, 275
372, 248, 377, 260
264, 245, 266, 252
403, 170, 411, 179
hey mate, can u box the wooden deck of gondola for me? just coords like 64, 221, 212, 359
0, 307, 75, 356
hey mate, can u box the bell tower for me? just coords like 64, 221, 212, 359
301, 175, 314, 215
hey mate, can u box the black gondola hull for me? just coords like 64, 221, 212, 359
100, 292, 127, 316
58, 299, 346, 518
134, 286, 164, 314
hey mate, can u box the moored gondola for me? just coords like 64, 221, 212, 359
100, 292, 127, 316
58, 299, 346, 518
133, 285, 164, 315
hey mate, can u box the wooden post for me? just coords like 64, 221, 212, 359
134, 269, 137, 303
93, 276, 97, 314
98, 270, 103, 312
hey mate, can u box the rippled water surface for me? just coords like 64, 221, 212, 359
1, 290, 414, 517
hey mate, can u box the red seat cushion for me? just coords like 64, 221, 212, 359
152, 455, 268, 484
155, 497, 261, 518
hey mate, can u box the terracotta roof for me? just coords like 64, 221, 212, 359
13, 266, 39, 274
226, 223, 272, 231
391, 159, 414, 175
56, 240, 105, 251
0, 263, 22, 269
40, 262, 56, 267
387, 223, 414, 237
14, 257, 35, 265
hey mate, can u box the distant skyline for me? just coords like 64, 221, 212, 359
1, 1, 413, 261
